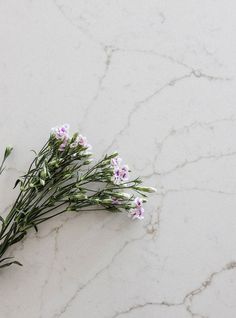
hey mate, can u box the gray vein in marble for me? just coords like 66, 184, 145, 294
53, 234, 146, 318
104, 70, 231, 155
145, 207, 160, 237
83, 45, 116, 121
110, 301, 182, 318
183, 261, 236, 317
141, 150, 236, 191
53, 0, 105, 49
156, 150, 236, 177
139, 116, 236, 179
110, 261, 236, 318
103, 71, 193, 154
1, 2, 236, 317
158, 187, 236, 197
114, 48, 194, 72
39, 227, 60, 318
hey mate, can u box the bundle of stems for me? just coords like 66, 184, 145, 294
0, 125, 155, 269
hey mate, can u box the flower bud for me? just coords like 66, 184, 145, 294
81, 151, 92, 158
71, 132, 78, 142
101, 198, 113, 204
73, 193, 87, 200
114, 192, 132, 199
40, 169, 47, 179
40, 179, 45, 186
63, 173, 72, 179
100, 159, 111, 167
49, 159, 57, 167
109, 151, 119, 159
134, 186, 157, 193
4, 146, 13, 159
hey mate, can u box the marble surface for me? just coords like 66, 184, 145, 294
0, 1, 236, 317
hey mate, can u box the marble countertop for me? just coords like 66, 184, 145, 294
0, 1, 236, 317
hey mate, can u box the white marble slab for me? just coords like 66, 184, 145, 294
0, 1, 236, 317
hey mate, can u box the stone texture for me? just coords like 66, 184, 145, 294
0, 1, 236, 317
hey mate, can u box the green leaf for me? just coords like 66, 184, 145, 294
0, 259, 23, 268
32, 223, 38, 233
10, 232, 26, 245
30, 149, 38, 156
0, 215, 5, 224
13, 178, 21, 189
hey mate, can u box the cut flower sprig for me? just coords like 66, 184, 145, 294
0, 124, 156, 269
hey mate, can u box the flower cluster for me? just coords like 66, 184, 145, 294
51, 124, 91, 151
70, 134, 92, 150
111, 156, 129, 184
0, 123, 156, 269
46, 125, 156, 221
51, 124, 70, 151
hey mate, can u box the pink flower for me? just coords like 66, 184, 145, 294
59, 139, 68, 151
129, 207, 144, 220
78, 135, 91, 149
70, 134, 92, 150
51, 124, 70, 151
120, 165, 129, 181
111, 156, 129, 184
51, 124, 70, 140
129, 197, 144, 220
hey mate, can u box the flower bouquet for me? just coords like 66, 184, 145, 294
0, 124, 156, 269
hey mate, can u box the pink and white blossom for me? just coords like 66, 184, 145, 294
70, 134, 92, 150
111, 156, 129, 184
59, 139, 68, 151
51, 124, 70, 151
129, 197, 144, 220
134, 197, 143, 208
78, 134, 92, 149
51, 124, 70, 140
